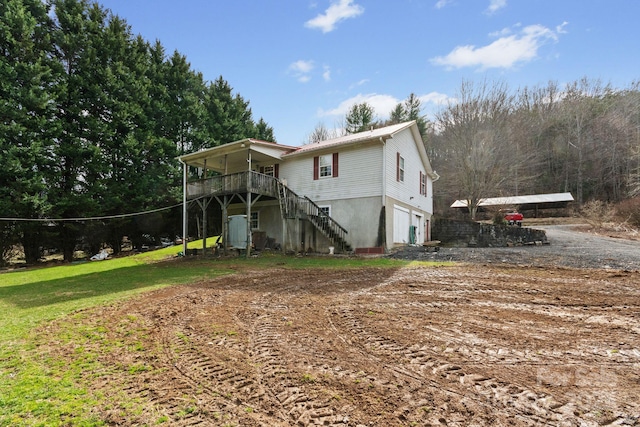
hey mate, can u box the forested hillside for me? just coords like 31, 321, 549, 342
0, 0, 274, 264
428, 79, 640, 217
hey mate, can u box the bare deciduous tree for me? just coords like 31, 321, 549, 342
304, 122, 342, 145
435, 79, 515, 219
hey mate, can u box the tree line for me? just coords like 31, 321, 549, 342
316, 79, 640, 219
431, 78, 640, 218
1, 0, 274, 265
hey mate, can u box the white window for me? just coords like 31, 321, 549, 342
250, 211, 259, 229
398, 156, 405, 182
263, 165, 275, 176
420, 172, 427, 196
319, 154, 332, 177
317, 206, 331, 226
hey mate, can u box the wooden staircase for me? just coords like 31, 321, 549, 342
277, 182, 352, 252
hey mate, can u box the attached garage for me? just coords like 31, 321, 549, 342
393, 205, 410, 244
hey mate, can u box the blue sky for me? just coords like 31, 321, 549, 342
97, 0, 640, 146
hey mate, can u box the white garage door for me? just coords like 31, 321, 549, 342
393, 205, 410, 243
413, 213, 424, 244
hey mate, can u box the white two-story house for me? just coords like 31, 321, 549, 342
178, 120, 439, 255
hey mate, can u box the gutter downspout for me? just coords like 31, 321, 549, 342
380, 137, 386, 206
179, 158, 188, 256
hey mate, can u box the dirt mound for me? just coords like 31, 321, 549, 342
40, 264, 640, 426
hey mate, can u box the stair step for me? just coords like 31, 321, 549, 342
278, 183, 351, 251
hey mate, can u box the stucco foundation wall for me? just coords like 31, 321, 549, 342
432, 218, 547, 247
310, 196, 383, 252
227, 196, 385, 253
228, 201, 284, 248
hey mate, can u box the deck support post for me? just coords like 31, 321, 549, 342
214, 195, 229, 256
246, 148, 252, 259
222, 195, 228, 256
202, 198, 207, 255
181, 160, 188, 256
202, 160, 207, 254
246, 191, 252, 258
282, 218, 287, 253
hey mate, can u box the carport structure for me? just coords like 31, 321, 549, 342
451, 192, 575, 216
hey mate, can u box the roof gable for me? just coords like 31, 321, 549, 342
284, 121, 416, 157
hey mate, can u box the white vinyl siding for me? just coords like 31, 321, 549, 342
280, 144, 383, 202
385, 128, 429, 208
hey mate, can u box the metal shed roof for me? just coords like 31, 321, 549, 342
451, 192, 575, 208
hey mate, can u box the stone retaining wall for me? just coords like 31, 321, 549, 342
432, 218, 547, 247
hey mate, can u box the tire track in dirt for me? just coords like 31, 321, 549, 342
329, 304, 566, 425
47, 265, 639, 426
314, 275, 500, 425
250, 315, 349, 426
245, 285, 351, 427
95, 280, 283, 426
323, 267, 634, 426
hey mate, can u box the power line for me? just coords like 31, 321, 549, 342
0, 202, 184, 222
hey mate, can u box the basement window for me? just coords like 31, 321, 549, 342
250, 211, 259, 230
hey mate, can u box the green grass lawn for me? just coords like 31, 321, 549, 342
0, 243, 446, 426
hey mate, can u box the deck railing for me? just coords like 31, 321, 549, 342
187, 171, 279, 199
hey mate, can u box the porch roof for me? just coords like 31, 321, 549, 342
177, 139, 298, 173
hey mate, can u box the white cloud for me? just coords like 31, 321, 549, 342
556, 21, 569, 34
305, 0, 364, 33
486, 0, 507, 14
288, 60, 315, 82
431, 23, 562, 70
319, 93, 398, 118
290, 59, 314, 74
318, 91, 458, 123
419, 92, 455, 107
323, 65, 331, 82
488, 26, 513, 38
435, 0, 453, 9
349, 79, 369, 89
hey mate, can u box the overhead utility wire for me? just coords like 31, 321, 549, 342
0, 202, 187, 222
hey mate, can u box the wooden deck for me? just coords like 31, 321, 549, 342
187, 171, 279, 200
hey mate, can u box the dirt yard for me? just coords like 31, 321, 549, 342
43, 258, 640, 426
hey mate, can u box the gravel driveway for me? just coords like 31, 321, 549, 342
391, 224, 640, 270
